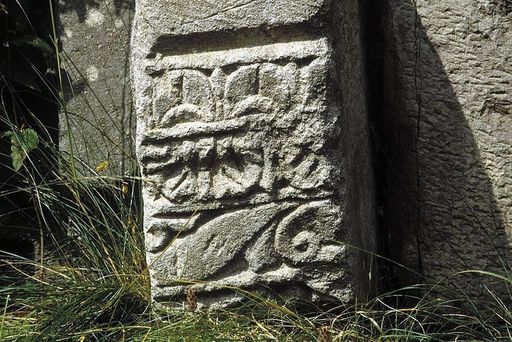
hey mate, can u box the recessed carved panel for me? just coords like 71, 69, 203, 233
136, 37, 364, 306
140, 46, 342, 213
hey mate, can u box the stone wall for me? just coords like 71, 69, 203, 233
58, 0, 135, 174
379, 0, 512, 293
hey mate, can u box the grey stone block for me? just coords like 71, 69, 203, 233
133, 0, 375, 307
382, 0, 512, 294
58, 0, 135, 174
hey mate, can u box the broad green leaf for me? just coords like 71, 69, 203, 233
2, 128, 39, 171
19, 128, 39, 151
11, 143, 24, 172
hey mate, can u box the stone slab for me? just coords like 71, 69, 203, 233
134, 0, 328, 45
133, 0, 375, 308
59, 0, 135, 175
382, 0, 512, 294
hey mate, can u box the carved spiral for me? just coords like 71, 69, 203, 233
274, 201, 342, 265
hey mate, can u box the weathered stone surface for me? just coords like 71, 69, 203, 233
59, 0, 135, 174
133, 0, 375, 307
381, 0, 512, 293
133, 0, 328, 52
140, 0, 326, 34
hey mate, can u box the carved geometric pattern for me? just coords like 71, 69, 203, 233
138, 40, 351, 305
140, 55, 341, 206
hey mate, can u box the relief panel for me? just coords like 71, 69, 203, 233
138, 39, 354, 306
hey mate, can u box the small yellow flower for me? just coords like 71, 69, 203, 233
127, 215, 137, 237
121, 182, 129, 197
95, 160, 109, 173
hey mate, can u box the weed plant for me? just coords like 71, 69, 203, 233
1, 1, 512, 341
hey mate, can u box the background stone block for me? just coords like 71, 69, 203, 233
58, 0, 135, 174
375, 0, 512, 295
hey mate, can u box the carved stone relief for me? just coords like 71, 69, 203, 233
137, 40, 352, 305
140, 49, 339, 205
133, 0, 375, 308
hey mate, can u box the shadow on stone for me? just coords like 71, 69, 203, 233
367, 0, 511, 298
58, 0, 133, 22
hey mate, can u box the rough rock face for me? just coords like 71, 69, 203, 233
58, 0, 135, 174
381, 0, 512, 293
132, 0, 376, 307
